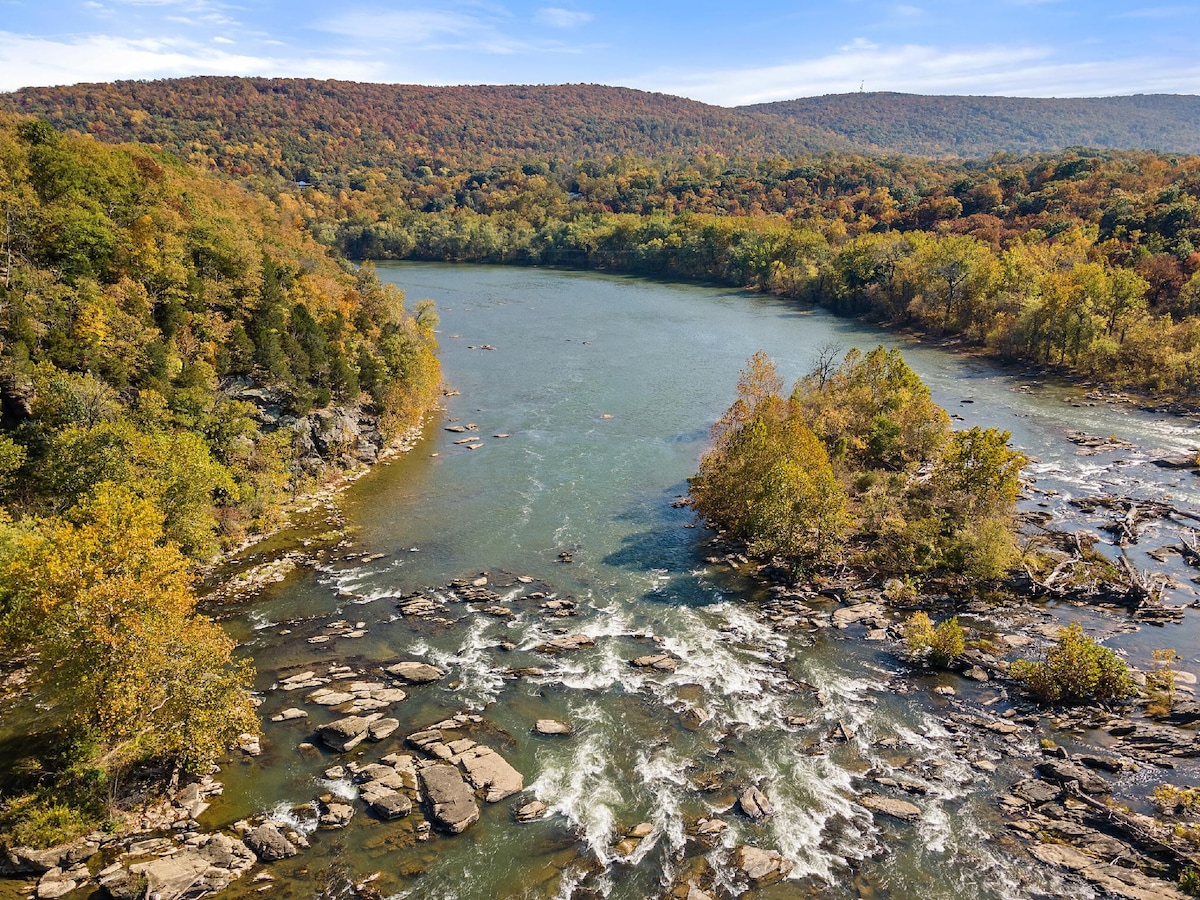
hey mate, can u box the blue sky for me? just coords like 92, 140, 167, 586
0, 0, 1197, 104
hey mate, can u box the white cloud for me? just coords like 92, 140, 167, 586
316, 6, 585, 56
0, 31, 384, 90
634, 42, 1200, 106
536, 7, 592, 28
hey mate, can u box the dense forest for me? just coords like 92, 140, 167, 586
749, 93, 1200, 157
0, 79, 852, 186
5, 80, 1200, 191
0, 113, 441, 845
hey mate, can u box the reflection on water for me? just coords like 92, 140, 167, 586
209, 264, 1197, 899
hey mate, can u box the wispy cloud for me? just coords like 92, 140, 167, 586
636, 42, 1200, 106
315, 5, 585, 56
536, 7, 592, 28
0, 31, 383, 90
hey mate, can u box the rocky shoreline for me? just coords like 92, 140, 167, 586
6, 547, 1200, 899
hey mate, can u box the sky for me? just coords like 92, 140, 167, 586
0, 0, 1198, 105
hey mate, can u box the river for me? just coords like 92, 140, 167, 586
208, 263, 1200, 900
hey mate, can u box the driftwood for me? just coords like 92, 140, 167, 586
1071, 496, 1200, 546
1023, 529, 1165, 610
1180, 531, 1200, 568
1064, 780, 1200, 875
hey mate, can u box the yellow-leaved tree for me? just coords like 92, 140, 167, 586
0, 484, 256, 777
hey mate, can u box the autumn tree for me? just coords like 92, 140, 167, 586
0, 485, 257, 776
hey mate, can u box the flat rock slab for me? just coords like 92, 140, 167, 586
734, 846, 794, 885
386, 661, 447, 683
535, 634, 595, 653
319, 715, 379, 752
457, 746, 524, 802
533, 719, 572, 735
129, 855, 210, 900
1030, 841, 1188, 900
420, 764, 480, 834
859, 793, 922, 823
832, 602, 885, 629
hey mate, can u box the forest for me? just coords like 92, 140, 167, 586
0, 113, 441, 844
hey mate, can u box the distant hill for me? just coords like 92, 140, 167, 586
747, 92, 1200, 157
0, 78, 851, 185
2, 80, 1199, 183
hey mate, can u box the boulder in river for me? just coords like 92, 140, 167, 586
420, 764, 481, 833
733, 846, 793, 885
738, 786, 775, 820
456, 745, 524, 801
319, 715, 379, 752
534, 634, 595, 653
385, 661, 447, 683
533, 719, 572, 736
318, 800, 355, 829
630, 654, 677, 672
245, 824, 298, 862
513, 799, 547, 822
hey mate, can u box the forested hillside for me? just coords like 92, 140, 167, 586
750, 93, 1200, 157
4, 79, 1199, 176
0, 113, 441, 842
0, 78, 852, 186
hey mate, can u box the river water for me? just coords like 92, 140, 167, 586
209, 263, 1200, 900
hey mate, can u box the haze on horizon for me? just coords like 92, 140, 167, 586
0, 0, 1197, 106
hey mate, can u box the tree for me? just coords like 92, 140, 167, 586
0, 485, 257, 774
1010, 623, 1137, 704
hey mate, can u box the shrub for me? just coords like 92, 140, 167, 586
1146, 648, 1180, 717
904, 612, 965, 668
1009, 623, 1137, 703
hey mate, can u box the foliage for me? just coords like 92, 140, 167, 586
0, 793, 98, 849
1009, 623, 1137, 704
903, 612, 966, 667
0, 115, 441, 552
1146, 648, 1181, 717
0, 485, 258, 775
689, 353, 850, 565
690, 348, 1026, 578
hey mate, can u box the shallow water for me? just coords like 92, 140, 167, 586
207, 263, 1200, 899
